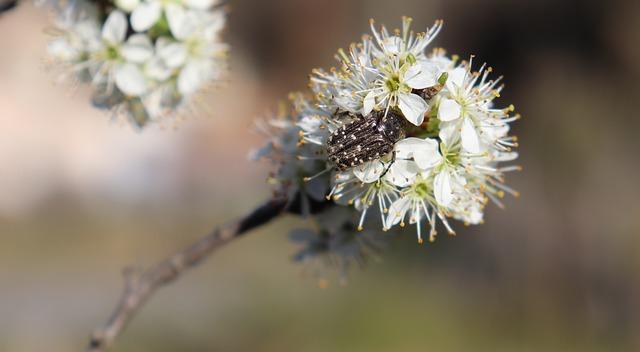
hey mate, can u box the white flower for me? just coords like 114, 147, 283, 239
327, 161, 399, 231
437, 59, 518, 154
86, 11, 153, 96
254, 94, 331, 213
311, 18, 445, 126
290, 206, 389, 285
46, 0, 229, 128
130, 0, 216, 34
261, 18, 521, 244
370, 17, 443, 63
47, 10, 101, 65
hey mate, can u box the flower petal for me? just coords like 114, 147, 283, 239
177, 61, 204, 95
386, 159, 418, 187
461, 117, 481, 153
131, 1, 161, 32
434, 170, 454, 207
438, 98, 461, 122
386, 197, 411, 227
121, 34, 153, 63
446, 67, 466, 91
438, 121, 458, 147
362, 90, 376, 116
411, 138, 442, 169
166, 4, 192, 40
394, 137, 442, 170
403, 62, 437, 89
394, 137, 422, 159
158, 42, 187, 67
184, 0, 214, 10
48, 39, 79, 61
144, 56, 172, 81
353, 160, 385, 183
115, 63, 148, 96
115, 0, 140, 13
102, 11, 127, 45
398, 92, 428, 126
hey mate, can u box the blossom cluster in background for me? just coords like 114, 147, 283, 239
46, 0, 228, 127
256, 18, 520, 281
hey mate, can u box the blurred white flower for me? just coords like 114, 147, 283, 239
130, 0, 216, 33
253, 94, 331, 215
290, 206, 390, 286
46, 0, 228, 128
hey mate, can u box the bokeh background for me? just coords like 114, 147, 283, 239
1, 0, 640, 351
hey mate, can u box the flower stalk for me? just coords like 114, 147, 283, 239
85, 197, 288, 352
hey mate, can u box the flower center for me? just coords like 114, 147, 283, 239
410, 177, 431, 198
385, 74, 401, 92
106, 46, 120, 60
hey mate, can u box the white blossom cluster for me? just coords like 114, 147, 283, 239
257, 18, 520, 252
46, 0, 228, 127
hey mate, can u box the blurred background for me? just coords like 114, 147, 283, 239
1, 0, 640, 351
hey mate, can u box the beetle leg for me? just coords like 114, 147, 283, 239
380, 150, 396, 178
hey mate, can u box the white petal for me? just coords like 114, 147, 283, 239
362, 91, 376, 116
184, 0, 214, 10
166, 4, 191, 40
353, 160, 385, 183
394, 137, 442, 170
394, 137, 423, 159
403, 62, 437, 89
386, 160, 418, 187
438, 121, 458, 147
48, 39, 78, 61
398, 92, 428, 126
438, 98, 461, 122
121, 34, 153, 63
446, 67, 466, 91
144, 57, 172, 81
177, 62, 203, 95
204, 11, 226, 34
411, 138, 442, 169
386, 197, 411, 227
297, 116, 323, 133
102, 11, 127, 45
434, 170, 453, 207
461, 117, 481, 153
382, 36, 402, 55
115, 0, 140, 12
131, 2, 161, 32
158, 42, 187, 67
115, 63, 148, 96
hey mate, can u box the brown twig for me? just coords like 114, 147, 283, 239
86, 198, 288, 352
0, 0, 17, 14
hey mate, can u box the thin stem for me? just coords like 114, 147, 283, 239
0, 0, 18, 14
86, 197, 288, 352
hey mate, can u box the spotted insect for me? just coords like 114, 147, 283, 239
327, 110, 407, 171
